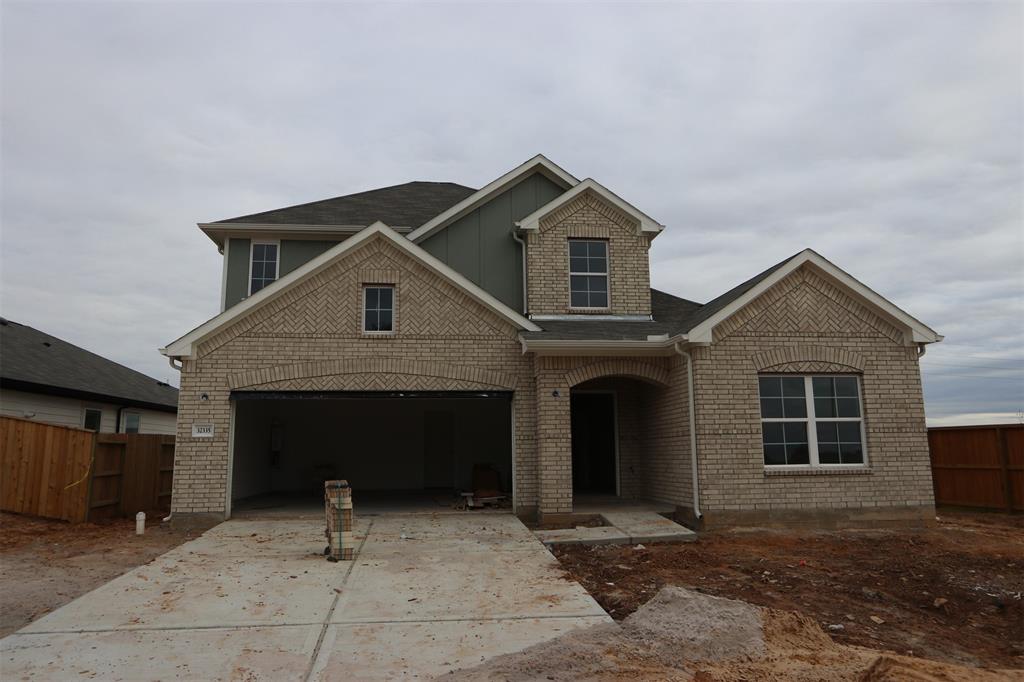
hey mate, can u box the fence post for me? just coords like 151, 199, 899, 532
997, 427, 1013, 514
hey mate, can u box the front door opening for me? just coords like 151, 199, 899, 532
570, 392, 617, 495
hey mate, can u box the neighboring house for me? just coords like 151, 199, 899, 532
0, 319, 178, 434
161, 155, 942, 527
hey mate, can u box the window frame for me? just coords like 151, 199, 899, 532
758, 374, 868, 470
123, 411, 142, 434
567, 238, 610, 310
82, 407, 103, 432
247, 239, 281, 296
362, 284, 395, 334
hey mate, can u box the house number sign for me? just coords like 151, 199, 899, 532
192, 423, 215, 438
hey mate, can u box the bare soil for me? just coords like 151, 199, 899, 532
0, 511, 195, 637
553, 511, 1024, 671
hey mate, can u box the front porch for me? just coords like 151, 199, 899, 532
533, 358, 694, 522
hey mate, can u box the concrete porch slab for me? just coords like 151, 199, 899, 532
534, 526, 628, 546
600, 511, 698, 543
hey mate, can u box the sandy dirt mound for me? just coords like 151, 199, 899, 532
444, 587, 1022, 681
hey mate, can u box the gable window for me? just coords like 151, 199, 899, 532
363, 285, 394, 333
758, 375, 865, 468
568, 239, 609, 309
249, 241, 279, 295
82, 408, 102, 432
123, 412, 141, 434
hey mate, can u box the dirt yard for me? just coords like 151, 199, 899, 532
0, 512, 195, 637
553, 511, 1024, 672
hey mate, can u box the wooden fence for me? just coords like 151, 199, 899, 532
929, 424, 1023, 512
0, 416, 175, 523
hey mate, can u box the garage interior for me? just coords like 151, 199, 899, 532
229, 391, 513, 514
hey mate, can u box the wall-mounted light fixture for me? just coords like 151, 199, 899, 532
551, 390, 560, 398
200, 393, 209, 401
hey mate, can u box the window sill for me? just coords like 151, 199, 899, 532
567, 308, 612, 315
361, 331, 396, 338
764, 467, 872, 477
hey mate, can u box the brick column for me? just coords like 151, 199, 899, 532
536, 367, 572, 516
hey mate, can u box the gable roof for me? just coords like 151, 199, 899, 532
683, 249, 943, 344
213, 181, 476, 227
514, 178, 665, 235
0, 319, 178, 411
162, 222, 541, 358
407, 154, 579, 243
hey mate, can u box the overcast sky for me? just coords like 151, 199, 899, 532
1, 1, 1021, 425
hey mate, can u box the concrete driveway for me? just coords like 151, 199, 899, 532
1, 513, 609, 680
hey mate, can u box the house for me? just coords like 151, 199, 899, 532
0, 318, 178, 434
161, 155, 942, 527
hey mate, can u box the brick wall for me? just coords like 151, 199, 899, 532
171, 235, 538, 518
692, 263, 935, 524
525, 190, 652, 316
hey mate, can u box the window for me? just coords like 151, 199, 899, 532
82, 408, 102, 432
249, 241, 279, 295
568, 239, 609, 309
123, 412, 141, 434
363, 285, 394, 332
758, 375, 865, 467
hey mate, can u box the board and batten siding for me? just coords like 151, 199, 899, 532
0, 389, 177, 435
224, 238, 341, 310
421, 172, 564, 312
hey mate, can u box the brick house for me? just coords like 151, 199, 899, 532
161, 155, 942, 527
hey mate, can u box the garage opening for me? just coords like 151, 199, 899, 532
229, 391, 513, 515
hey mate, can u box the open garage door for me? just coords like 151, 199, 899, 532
228, 391, 513, 513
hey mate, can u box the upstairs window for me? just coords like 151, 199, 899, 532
363, 285, 394, 333
758, 375, 866, 468
249, 241, 279, 295
569, 239, 609, 309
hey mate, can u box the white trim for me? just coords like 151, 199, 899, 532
571, 389, 621, 497
758, 374, 869, 470
529, 314, 652, 322
686, 249, 943, 345
219, 237, 230, 312
567, 238, 610, 311
247, 239, 280, 297
407, 154, 579, 243
520, 335, 688, 357
361, 284, 395, 334
199, 223, 413, 248
162, 222, 540, 358
515, 178, 665, 235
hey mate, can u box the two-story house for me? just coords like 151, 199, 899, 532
161, 155, 942, 528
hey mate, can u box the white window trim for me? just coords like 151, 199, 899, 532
362, 284, 395, 334
759, 375, 869, 470
122, 411, 142, 434
567, 238, 610, 311
82, 407, 103, 431
247, 239, 281, 297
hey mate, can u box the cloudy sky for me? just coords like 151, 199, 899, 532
1, 1, 1021, 425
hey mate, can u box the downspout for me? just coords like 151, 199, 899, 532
511, 231, 528, 314
673, 342, 702, 520
917, 343, 927, 358
163, 355, 183, 523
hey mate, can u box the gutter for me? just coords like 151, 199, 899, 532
673, 341, 702, 521
519, 334, 688, 356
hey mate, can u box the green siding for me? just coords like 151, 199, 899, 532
224, 238, 251, 309
280, 240, 337, 276
223, 238, 338, 309
421, 172, 565, 311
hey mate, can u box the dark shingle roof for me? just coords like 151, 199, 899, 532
523, 253, 799, 342
0, 319, 178, 411
214, 181, 476, 227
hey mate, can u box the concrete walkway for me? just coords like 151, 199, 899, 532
1, 514, 610, 680
534, 510, 698, 546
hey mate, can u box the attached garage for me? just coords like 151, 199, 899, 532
228, 391, 513, 512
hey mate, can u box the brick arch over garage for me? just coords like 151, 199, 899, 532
565, 359, 670, 388
227, 358, 519, 391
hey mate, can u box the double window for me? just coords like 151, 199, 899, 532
363, 285, 394, 333
758, 375, 866, 468
569, 239, 609, 309
249, 241, 279, 295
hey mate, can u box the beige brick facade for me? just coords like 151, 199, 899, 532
525, 190, 652, 316
691, 263, 935, 526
